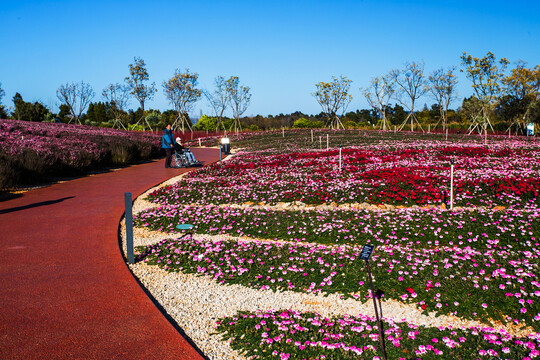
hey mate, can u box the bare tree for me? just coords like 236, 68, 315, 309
428, 67, 458, 131
460, 52, 509, 139
125, 57, 157, 131
162, 69, 202, 133
225, 76, 251, 132
389, 61, 427, 132
203, 76, 229, 131
312, 75, 352, 129
56, 81, 95, 124
362, 74, 394, 131
102, 83, 131, 129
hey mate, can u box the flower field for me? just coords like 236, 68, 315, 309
134, 130, 540, 359
217, 310, 540, 359
0, 119, 162, 188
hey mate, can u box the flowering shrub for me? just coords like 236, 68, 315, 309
0, 119, 162, 187
216, 309, 540, 359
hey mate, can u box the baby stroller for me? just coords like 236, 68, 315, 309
173, 143, 201, 168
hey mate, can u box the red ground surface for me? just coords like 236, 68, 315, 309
0, 148, 220, 359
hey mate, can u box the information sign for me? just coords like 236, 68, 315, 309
359, 244, 375, 261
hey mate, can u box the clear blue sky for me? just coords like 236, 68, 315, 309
1, 0, 539, 117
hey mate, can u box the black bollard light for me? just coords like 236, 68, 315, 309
360, 244, 387, 360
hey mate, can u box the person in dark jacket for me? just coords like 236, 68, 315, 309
162, 124, 174, 168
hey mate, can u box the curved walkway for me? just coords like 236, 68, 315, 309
0, 148, 220, 360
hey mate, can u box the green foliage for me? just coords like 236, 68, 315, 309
145, 110, 162, 127
11, 93, 51, 122
389, 104, 407, 125
86, 102, 111, 124
292, 118, 324, 129
194, 115, 218, 131
292, 118, 311, 128
0, 105, 8, 119
0, 152, 21, 188
342, 120, 357, 129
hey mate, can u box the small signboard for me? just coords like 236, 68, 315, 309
359, 244, 375, 261
527, 123, 535, 136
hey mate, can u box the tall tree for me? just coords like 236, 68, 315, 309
312, 75, 352, 129
203, 75, 229, 131
102, 83, 131, 129
460, 51, 509, 138
125, 57, 157, 131
389, 61, 427, 132
500, 61, 540, 134
12, 93, 50, 122
0, 81, 4, 105
56, 81, 95, 124
162, 68, 202, 133
362, 74, 394, 130
428, 66, 458, 131
86, 102, 109, 124
225, 76, 251, 132
0, 82, 7, 119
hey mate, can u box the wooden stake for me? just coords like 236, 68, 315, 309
450, 163, 454, 211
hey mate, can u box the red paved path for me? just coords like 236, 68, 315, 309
0, 148, 219, 360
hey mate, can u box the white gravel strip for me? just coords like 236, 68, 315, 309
120, 173, 533, 360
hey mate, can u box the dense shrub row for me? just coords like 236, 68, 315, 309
0, 119, 162, 188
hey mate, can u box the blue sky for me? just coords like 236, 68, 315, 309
1, 0, 539, 117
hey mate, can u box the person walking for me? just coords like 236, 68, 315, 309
162, 124, 174, 168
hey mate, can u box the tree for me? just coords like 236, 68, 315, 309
428, 66, 458, 130
125, 57, 157, 131
162, 68, 202, 133
11, 93, 50, 122
460, 51, 509, 138
225, 76, 251, 132
312, 75, 352, 129
389, 61, 427, 132
56, 81, 95, 124
362, 74, 394, 130
0, 82, 4, 105
389, 104, 407, 125
86, 102, 109, 125
500, 61, 540, 134
102, 83, 131, 129
194, 115, 218, 131
0, 82, 7, 119
203, 76, 229, 131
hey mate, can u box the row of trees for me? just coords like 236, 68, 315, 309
0, 57, 252, 132
313, 52, 540, 135
1, 52, 539, 134
55, 58, 252, 133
